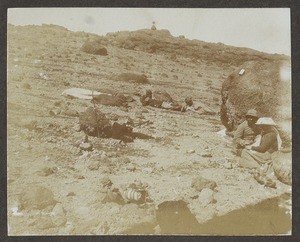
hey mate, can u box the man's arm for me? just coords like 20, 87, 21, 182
233, 122, 246, 147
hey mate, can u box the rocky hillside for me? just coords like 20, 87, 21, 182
7, 24, 291, 235
97, 28, 288, 66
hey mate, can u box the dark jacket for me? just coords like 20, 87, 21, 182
233, 120, 260, 147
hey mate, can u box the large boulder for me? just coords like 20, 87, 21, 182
81, 40, 108, 55
79, 107, 136, 142
220, 60, 291, 147
79, 107, 111, 137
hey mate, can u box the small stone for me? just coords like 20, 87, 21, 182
22, 83, 31, 89
79, 142, 93, 151
223, 161, 233, 169
191, 176, 217, 192
101, 177, 113, 188
21, 143, 31, 150
36, 166, 58, 177
53, 100, 62, 107
272, 151, 292, 185
63, 81, 70, 86
52, 109, 61, 116
62, 108, 78, 117
154, 225, 161, 234
127, 164, 136, 172
199, 188, 214, 206
35, 216, 55, 229
120, 107, 128, 112
22, 120, 37, 131
51, 203, 67, 227
156, 165, 164, 172
72, 124, 81, 132
87, 159, 101, 171
74, 174, 85, 179
123, 157, 131, 164
143, 167, 153, 174
59, 221, 74, 234
201, 152, 212, 158
187, 149, 195, 154
67, 192, 76, 197
109, 114, 119, 121
141, 109, 149, 114
100, 221, 110, 234
102, 167, 112, 174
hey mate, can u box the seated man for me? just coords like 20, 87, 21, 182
239, 117, 281, 171
232, 109, 260, 156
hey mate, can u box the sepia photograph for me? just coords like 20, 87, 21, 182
6, 7, 292, 236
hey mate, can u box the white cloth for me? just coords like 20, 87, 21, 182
62, 88, 111, 100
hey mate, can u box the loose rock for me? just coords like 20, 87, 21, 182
101, 177, 113, 189
51, 203, 67, 227
19, 185, 57, 211
223, 161, 233, 169
272, 151, 292, 185
79, 142, 93, 151
34, 216, 55, 230
198, 188, 214, 207
191, 176, 217, 192
102, 188, 125, 205
201, 152, 212, 158
81, 41, 108, 55
186, 149, 196, 154
36, 166, 58, 177
87, 158, 101, 171
127, 164, 136, 172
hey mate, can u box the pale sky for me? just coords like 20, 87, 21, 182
8, 8, 291, 56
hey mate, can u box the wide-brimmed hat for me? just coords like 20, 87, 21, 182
255, 117, 277, 126
245, 109, 258, 118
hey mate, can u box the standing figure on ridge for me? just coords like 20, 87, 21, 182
151, 21, 157, 30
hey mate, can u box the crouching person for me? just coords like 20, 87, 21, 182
239, 117, 282, 172
232, 109, 260, 156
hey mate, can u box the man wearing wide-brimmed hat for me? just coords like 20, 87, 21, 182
239, 117, 282, 169
232, 109, 260, 156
